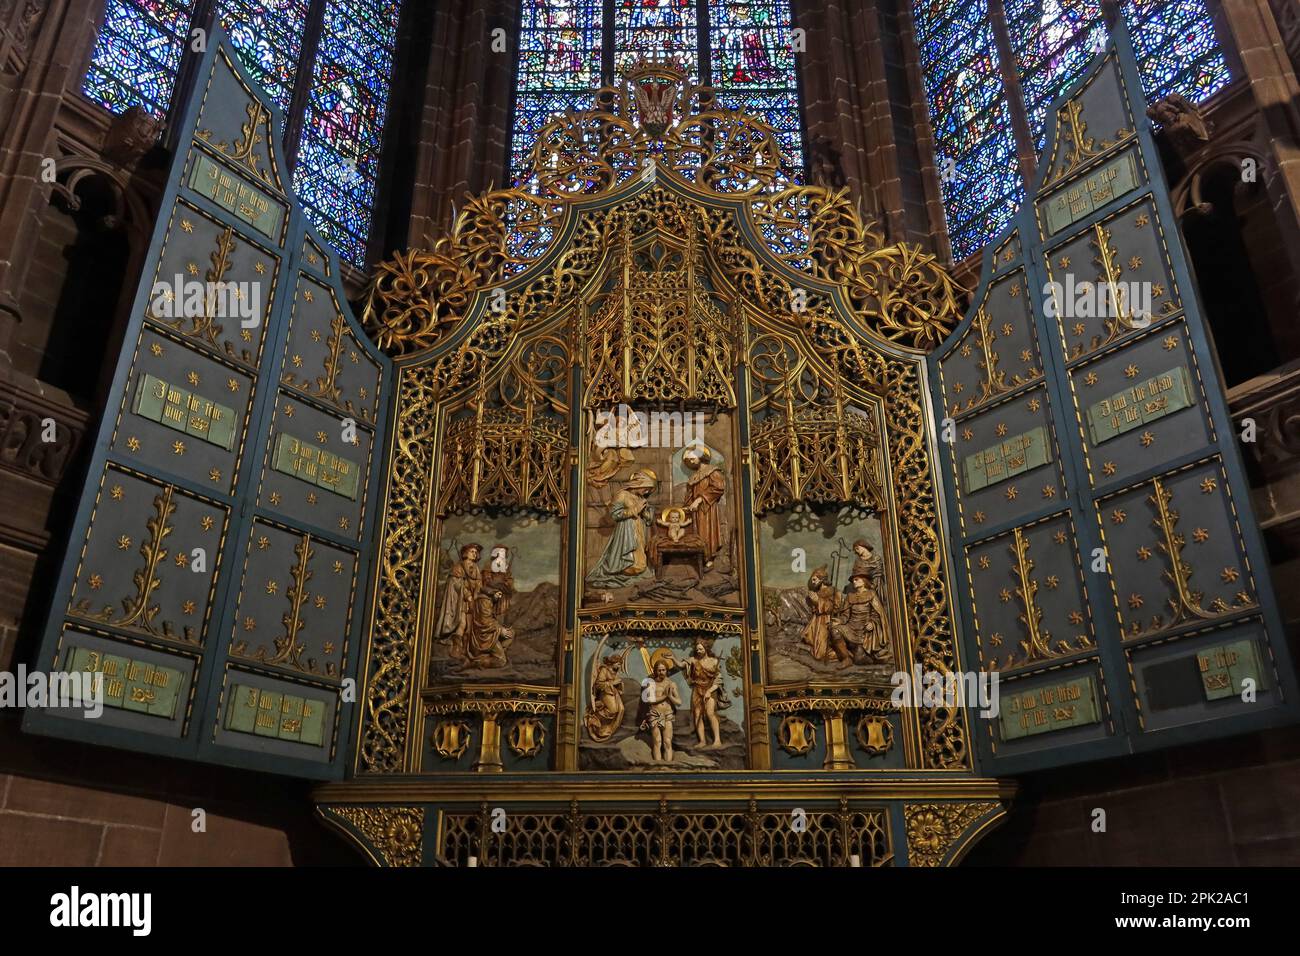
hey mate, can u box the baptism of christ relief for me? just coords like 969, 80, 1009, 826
579, 631, 747, 771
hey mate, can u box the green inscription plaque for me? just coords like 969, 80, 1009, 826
1042, 150, 1140, 235
1197, 639, 1269, 701
188, 152, 284, 238
272, 433, 360, 500
1085, 365, 1193, 445
963, 425, 1051, 493
68, 647, 182, 719
133, 373, 237, 451
999, 673, 1101, 740
225, 684, 327, 746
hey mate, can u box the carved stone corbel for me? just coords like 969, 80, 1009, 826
1148, 93, 1215, 160
101, 105, 162, 170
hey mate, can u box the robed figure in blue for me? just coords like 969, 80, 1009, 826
586, 468, 659, 589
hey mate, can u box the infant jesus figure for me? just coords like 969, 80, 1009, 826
656, 506, 693, 543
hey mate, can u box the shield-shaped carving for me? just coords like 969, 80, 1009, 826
508, 716, 546, 758
432, 719, 472, 759
855, 715, 894, 756
778, 715, 816, 755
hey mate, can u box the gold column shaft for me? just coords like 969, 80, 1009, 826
473, 714, 504, 773
822, 712, 855, 771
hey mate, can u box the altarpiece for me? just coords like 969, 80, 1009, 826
25, 25, 1296, 867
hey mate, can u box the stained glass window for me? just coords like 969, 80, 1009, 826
294, 0, 402, 266
709, 1, 803, 175
511, 0, 604, 185
214, 0, 311, 112
916, 0, 1230, 260
915, 4, 1022, 258
613, 0, 699, 77
84, 0, 403, 267
84, 0, 199, 117
509, 1, 804, 185
1003, 0, 1230, 150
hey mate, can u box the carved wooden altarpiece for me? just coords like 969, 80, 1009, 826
318, 56, 1005, 867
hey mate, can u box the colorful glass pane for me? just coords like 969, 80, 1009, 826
918, 0, 1228, 259
1004, 0, 1230, 148
83, 0, 198, 117
614, 0, 699, 77
1127, 0, 1231, 102
915, 5, 1021, 259
294, 0, 402, 266
510, 0, 604, 184
214, 0, 311, 112
709, 2, 802, 175
940, 108, 1022, 257
912, 0, 984, 50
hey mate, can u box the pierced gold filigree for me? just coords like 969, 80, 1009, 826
360, 62, 960, 357
434, 797, 890, 868
904, 802, 1000, 867
326, 805, 423, 867
356, 86, 969, 773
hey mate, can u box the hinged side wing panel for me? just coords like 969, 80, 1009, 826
928, 22, 1298, 775
22, 31, 393, 780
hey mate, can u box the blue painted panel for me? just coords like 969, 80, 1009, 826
928, 20, 1298, 774
22, 30, 393, 780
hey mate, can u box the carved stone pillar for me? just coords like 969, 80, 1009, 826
401, 0, 516, 250
1268, 0, 1300, 72
1217, 0, 1300, 308
0, 0, 99, 351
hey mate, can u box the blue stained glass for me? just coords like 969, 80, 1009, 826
214, 0, 310, 111
940, 115, 1021, 256
921, 34, 1002, 131
510, 0, 604, 185
916, 5, 1021, 259
1127, 0, 1230, 102
83, 0, 198, 117
1004, 0, 1230, 148
86, 0, 403, 267
918, 0, 1229, 260
912, 0, 983, 49
614, 0, 699, 77
294, 0, 402, 266
709, 3, 802, 178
